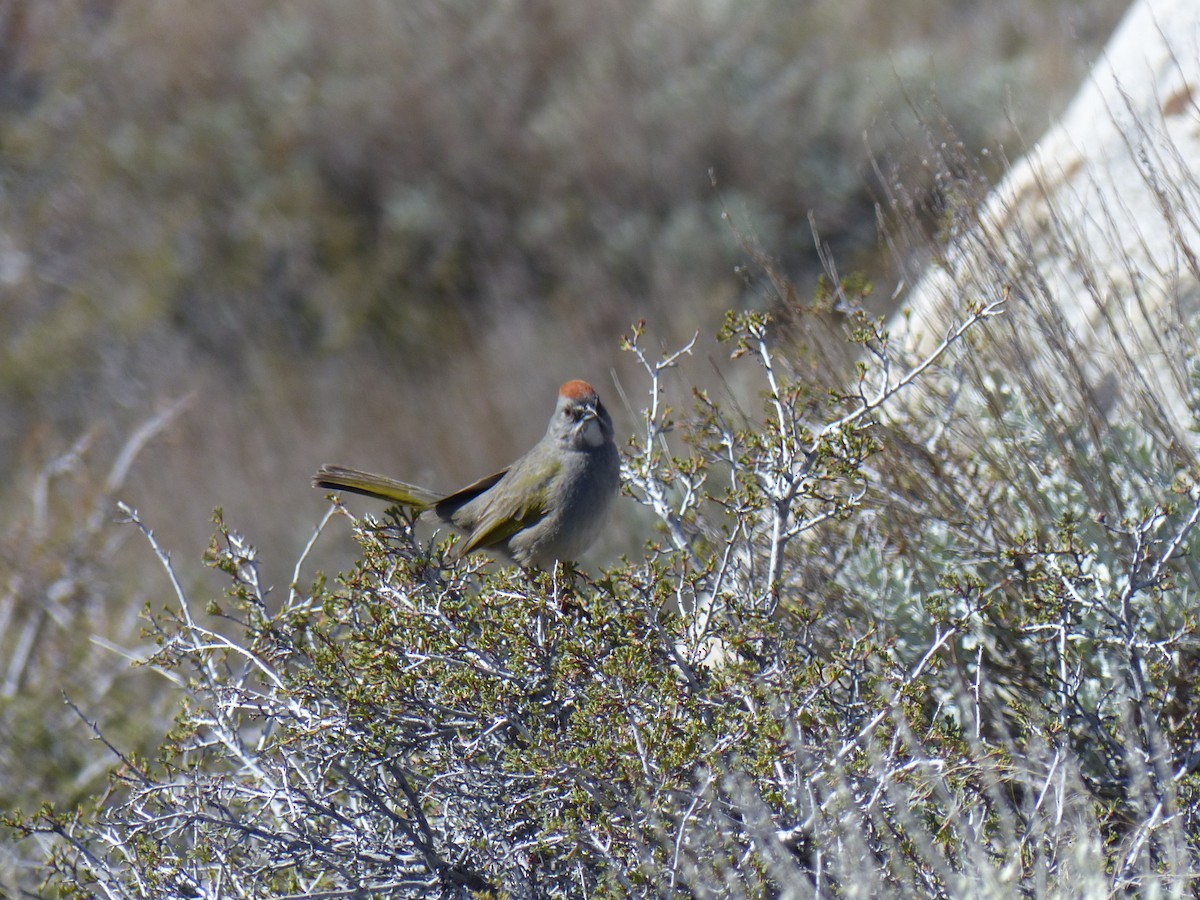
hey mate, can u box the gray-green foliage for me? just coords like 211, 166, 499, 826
15, 291, 1200, 897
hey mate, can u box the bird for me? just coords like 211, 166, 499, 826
313, 380, 621, 566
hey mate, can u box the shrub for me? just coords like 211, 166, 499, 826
14, 277, 1200, 895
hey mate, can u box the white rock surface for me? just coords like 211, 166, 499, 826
896, 0, 1200, 438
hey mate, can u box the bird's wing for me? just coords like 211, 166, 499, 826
433, 469, 509, 521
454, 462, 559, 558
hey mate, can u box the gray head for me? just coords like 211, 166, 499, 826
547, 380, 614, 451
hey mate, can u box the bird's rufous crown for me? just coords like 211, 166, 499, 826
559, 380, 598, 403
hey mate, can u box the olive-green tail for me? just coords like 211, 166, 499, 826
312, 465, 441, 510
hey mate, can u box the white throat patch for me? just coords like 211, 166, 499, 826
580, 417, 605, 448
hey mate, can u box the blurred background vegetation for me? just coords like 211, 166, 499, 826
1, 0, 1126, 574
0, 0, 1127, 847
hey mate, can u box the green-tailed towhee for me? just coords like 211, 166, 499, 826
313, 380, 620, 566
